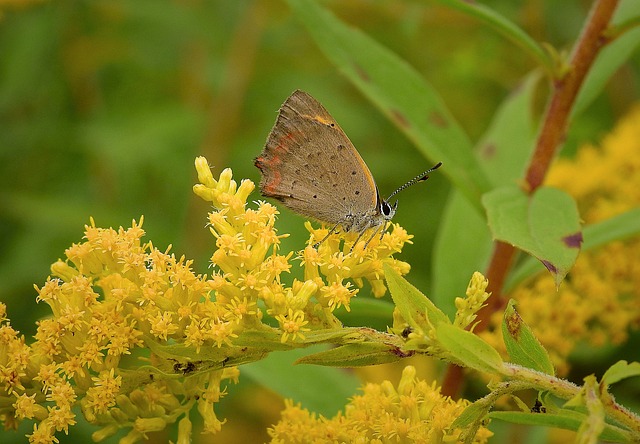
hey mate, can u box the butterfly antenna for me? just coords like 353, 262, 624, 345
386, 162, 442, 201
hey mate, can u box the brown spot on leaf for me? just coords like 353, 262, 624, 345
505, 309, 523, 340
353, 63, 370, 82
480, 142, 496, 160
541, 260, 558, 274
562, 232, 583, 248
428, 111, 448, 128
390, 109, 410, 129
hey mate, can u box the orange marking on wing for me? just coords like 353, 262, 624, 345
257, 152, 282, 168
254, 156, 266, 170
300, 113, 333, 126
273, 133, 295, 155
267, 155, 282, 166
313, 115, 333, 125
262, 170, 282, 195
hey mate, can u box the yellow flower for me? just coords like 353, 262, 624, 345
198, 397, 226, 434
148, 311, 179, 341
46, 380, 77, 408
275, 309, 310, 343
14, 393, 47, 421
47, 404, 76, 434
206, 318, 238, 347
454, 272, 491, 330
28, 421, 56, 444
319, 280, 358, 311
268, 365, 492, 443
225, 297, 258, 323
84, 369, 122, 415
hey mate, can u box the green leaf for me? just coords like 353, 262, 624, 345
505, 207, 640, 292
243, 345, 360, 416
489, 411, 629, 442
295, 342, 406, 367
477, 73, 539, 186
451, 397, 493, 429
384, 264, 450, 331
437, 1, 554, 74
432, 192, 492, 318
602, 360, 640, 386
232, 328, 296, 350
143, 334, 269, 364
233, 327, 353, 350
580, 207, 640, 250
502, 300, 555, 376
436, 323, 504, 374
483, 185, 582, 287
432, 74, 538, 317
299, 328, 359, 344
286, 0, 492, 210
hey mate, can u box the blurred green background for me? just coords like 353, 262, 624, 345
0, 0, 638, 442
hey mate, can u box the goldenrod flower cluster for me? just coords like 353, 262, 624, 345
268, 365, 493, 443
454, 271, 491, 331
481, 105, 640, 375
11, 217, 239, 443
0, 157, 415, 443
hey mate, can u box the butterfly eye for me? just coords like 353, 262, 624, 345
380, 201, 394, 216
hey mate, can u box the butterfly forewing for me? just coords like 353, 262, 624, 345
255, 90, 378, 225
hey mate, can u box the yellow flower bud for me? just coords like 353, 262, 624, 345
134, 417, 167, 433
195, 156, 217, 188
177, 416, 193, 444
91, 424, 120, 442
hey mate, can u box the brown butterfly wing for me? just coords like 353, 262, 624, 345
255, 90, 378, 225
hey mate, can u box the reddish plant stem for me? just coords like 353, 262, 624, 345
441, 0, 619, 397
440, 364, 464, 399
475, 241, 516, 327
524, 0, 618, 191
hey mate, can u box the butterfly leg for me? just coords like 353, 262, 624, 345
379, 221, 391, 240
313, 221, 342, 248
350, 225, 382, 253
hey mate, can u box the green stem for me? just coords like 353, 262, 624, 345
600, 389, 640, 435
501, 363, 580, 398
503, 363, 640, 436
